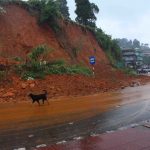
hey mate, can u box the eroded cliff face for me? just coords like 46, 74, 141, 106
0, 4, 109, 70
0, 5, 70, 61
58, 20, 108, 65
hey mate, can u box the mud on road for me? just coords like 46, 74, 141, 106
1, 84, 150, 149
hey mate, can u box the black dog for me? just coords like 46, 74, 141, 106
28, 90, 49, 106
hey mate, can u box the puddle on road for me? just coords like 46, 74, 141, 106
0, 84, 150, 132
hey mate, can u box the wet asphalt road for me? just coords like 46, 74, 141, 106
1, 84, 150, 149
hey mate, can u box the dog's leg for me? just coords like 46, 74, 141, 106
42, 99, 45, 105
37, 101, 40, 106
46, 99, 49, 105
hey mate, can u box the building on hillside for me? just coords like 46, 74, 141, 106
141, 49, 150, 57
141, 48, 150, 66
122, 48, 143, 68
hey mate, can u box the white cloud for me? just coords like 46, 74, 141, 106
67, 0, 150, 44
97, 10, 150, 44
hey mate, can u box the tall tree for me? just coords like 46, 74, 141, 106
75, 0, 99, 27
56, 0, 70, 19
133, 39, 140, 48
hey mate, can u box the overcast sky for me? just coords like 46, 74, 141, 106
67, 0, 150, 45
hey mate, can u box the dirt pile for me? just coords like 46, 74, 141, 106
0, 73, 149, 103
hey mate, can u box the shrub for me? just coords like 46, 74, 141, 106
66, 65, 92, 76
28, 0, 61, 32
121, 68, 137, 76
28, 44, 52, 61
85, 27, 122, 66
47, 59, 65, 66
15, 43, 92, 79
0, 6, 6, 14
0, 70, 7, 81
72, 47, 80, 58
15, 59, 92, 79
13, 57, 23, 62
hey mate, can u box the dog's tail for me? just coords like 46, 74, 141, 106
43, 90, 48, 95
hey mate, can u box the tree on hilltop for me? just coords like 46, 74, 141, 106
75, 0, 99, 27
56, 0, 70, 19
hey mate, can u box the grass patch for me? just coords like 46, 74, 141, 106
15, 60, 92, 80
121, 68, 137, 76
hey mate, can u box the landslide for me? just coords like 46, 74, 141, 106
0, 5, 109, 73
0, 4, 149, 103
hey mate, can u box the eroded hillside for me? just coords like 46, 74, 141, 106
0, 5, 108, 68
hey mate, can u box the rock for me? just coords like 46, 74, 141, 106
27, 77, 34, 80
36, 144, 47, 148
14, 148, 26, 150
27, 80, 34, 84
28, 134, 34, 138
103, 88, 108, 92
56, 88, 61, 91
29, 83, 35, 88
0, 88, 4, 92
121, 86, 125, 89
130, 83, 134, 87
3, 92, 15, 98
50, 86, 55, 90
21, 83, 27, 89
135, 81, 140, 86
130, 81, 141, 87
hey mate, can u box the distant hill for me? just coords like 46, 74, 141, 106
116, 38, 150, 50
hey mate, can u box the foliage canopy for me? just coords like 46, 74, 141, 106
56, 0, 70, 19
75, 0, 99, 27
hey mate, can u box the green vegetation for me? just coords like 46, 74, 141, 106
15, 45, 92, 79
75, 0, 99, 28
0, 0, 63, 32
71, 38, 84, 58
121, 68, 137, 76
46, 62, 92, 76
13, 57, 23, 62
16, 60, 92, 80
56, 0, 70, 19
143, 56, 150, 65
0, 6, 5, 14
28, 44, 52, 61
72, 47, 80, 58
28, 0, 61, 32
0, 0, 29, 8
0, 71, 5, 81
116, 38, 142, 49
89, 27, 122, 66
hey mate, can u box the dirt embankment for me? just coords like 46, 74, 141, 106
0, 5, 69, 60
0, 4, 150, 103
0, 73, 150, 103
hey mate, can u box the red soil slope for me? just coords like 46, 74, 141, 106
58, 20, 108, 65
0, 4, 108, 68
0, 5, 113, 78
0, 5, 69, 60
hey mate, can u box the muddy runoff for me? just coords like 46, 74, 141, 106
0, 84, 150, 133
